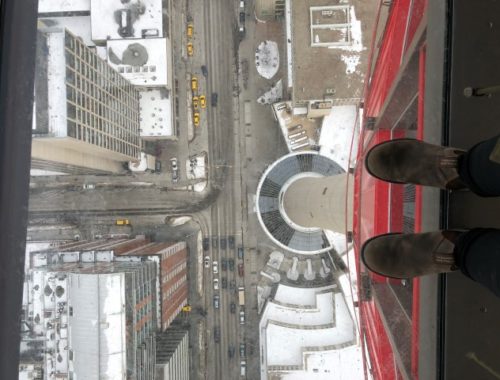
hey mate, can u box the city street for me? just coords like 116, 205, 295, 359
28, 1, 289, 379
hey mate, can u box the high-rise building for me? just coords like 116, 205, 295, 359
155, 324, 190, 380
32, 28, 141, 175
112, 239, 189, 331
21, 256, 157, 380
20, 237, 189, 379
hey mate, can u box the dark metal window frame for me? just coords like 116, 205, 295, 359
0, 0, 38, 378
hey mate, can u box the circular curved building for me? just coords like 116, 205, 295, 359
256, 151, 353, 255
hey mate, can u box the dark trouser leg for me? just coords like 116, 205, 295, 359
458, 135, 500, 196
454, 228, 500, 298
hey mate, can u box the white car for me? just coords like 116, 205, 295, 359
212, 260, 218, 274
83, 183, 95, 189
204, 256, 210, 268
213, 278, 219, 290
170, 157, 179, 183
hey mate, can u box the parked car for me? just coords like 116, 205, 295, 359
221, 259, 228, 271
238, 263, 244, 277
202, 238, 210, 251
170, 157, 179, 183
228, 258, 235, 271
221, 278, 227, 289
220, 237, 227, 250
204, 256, 210, 268
211, 92, 218, 107
228, 345, 235, 358
213, 261, 218, 274
228, 235, 235, 249
201, 65, 208, 77
238, 246, 244, 259
214, 326, 220, 343
154, 159, 162, 173
230, 302, 236, 314
240, 343, 246, 357
213, 295, 220, 309
240, 361, 246, 376
239, 310, 245, 325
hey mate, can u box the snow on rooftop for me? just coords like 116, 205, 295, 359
277, 345, 364, 380
255, 40, 279, 79
319, 105, 358, 171
38, 0, 90, 14
265, 293, 356, 366
266, 292, 335, 326
139, 88, 173, 138
91, 0, 163, 42
40, 16, 93, 46
107, 38, 168, 87
274, 284, 336, 306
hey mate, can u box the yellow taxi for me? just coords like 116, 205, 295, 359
187, 42, 194, 57
193, 96, 199, 110
191, 76, 198, 92
187, 23, 194, 39
199, 95, 206, 108
193, 112, 200, 127
116, 219, 130, 226
182, 305, 192, 312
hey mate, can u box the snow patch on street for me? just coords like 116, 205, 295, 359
255, 40, 280, 79
257, 79, 283, 104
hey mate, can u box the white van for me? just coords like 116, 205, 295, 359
240, 361, 246, 376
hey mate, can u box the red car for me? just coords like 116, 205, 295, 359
238, 263, 244, 277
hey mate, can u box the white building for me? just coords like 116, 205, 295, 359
259, 283, 363, 380
32, 29, 141, 175
20, 254, 157, 380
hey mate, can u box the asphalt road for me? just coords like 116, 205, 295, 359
199, 0, 246, 379
28, 0, 250, 379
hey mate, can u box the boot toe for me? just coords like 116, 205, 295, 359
361, 233, 406, 278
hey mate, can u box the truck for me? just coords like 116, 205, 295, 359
238, 287, 245, 306
244, 100, 251, 125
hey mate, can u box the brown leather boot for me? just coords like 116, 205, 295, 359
365, 139, 467, 190
361, 231, 462, 278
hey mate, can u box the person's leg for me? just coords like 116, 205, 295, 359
364, 139, 467, 190
363, 135, 500, 195
454, 228, 500, 297
361, 229, 500, 298
457, 135, 500, 197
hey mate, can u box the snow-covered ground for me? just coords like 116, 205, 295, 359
255, 40, 279, 79
257, 79, 283, 104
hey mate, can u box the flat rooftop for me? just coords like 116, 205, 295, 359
290, 0, 376, 103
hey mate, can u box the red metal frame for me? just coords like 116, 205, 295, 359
354, 1, 428, 379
